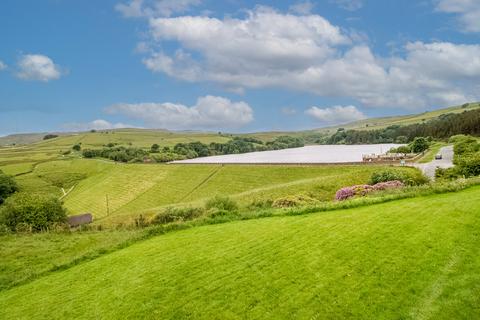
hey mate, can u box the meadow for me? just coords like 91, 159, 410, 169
1, 186, 479, 319
6, 157, 418, 225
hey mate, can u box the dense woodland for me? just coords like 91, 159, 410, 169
326, 108, 480, 144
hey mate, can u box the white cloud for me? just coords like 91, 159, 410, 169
331, 0, 363, 11
138, 7, 480, 109
106, 95, 254, 130
0, 60, 6, 71
115, 0, 201, 18
16, 54, 62, 82
289, 1, 315, 15
63, 119, 132, 131
305, 105, 366, 124
436, 0, 480, 32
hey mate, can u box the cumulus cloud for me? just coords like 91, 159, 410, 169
63, 119, 132, 131
16, 54, 62, 82
305, 105, 366, 124
436, 0, 480, 32
331, 0, 363, 11
106, 95, 254, 130
0, 60, 6, 71
138, 7, 479, 109
115, 0, 201, 18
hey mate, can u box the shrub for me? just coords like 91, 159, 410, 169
72, 144, 81, 151
390, 145, 411, 154
43, 134, 58, 140
247, 199, 273, 210
0, 171, 18, 204
0, 193, 67, 232
335, 181, 404, 201
435, 167, 460, 180
454, 137, 479, 156
205, 196, 238, 212
152, 207, 204, 224
369, 169, 427, 186
410, 137, 430, 153
456, 152, 480, 177
272, 195, 316, 208
150, 144, 160, 153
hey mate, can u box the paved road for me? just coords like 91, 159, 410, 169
413, 146, 454, 179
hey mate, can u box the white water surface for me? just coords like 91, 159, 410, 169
171, 144, 402, 164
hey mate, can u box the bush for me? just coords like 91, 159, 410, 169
369, 169, 428, 186
435, 167, 460, 180
410, 137, 430, 153
205, 196, 238, 212
0, 171, 18, 204
335, 181, 404, 201
272, 195, 316, 208
0, 193, 67, 232
150, 144, 160, 153
72, 144, 81, 151
454, 137, 479, 156
43, 134, 58, 140
456, 152, 480, 177
390, 145, 411, 154
152, 207, 204, 224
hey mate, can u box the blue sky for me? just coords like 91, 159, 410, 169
1, 0, 480, 135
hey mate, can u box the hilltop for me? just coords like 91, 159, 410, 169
1, 102, 478, 147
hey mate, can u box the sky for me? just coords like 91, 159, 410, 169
1, 0, 480, 135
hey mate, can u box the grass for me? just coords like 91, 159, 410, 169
418, 142, 448, 163
1, 186, 479, 319
10, 158, 416, 224
0, 229, 144, 291
321, 102, 480, 133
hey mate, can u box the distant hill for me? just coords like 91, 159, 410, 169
319, 102, 480, 134
1, 102, 478, 146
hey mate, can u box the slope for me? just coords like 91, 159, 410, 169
1, 186, 479, 319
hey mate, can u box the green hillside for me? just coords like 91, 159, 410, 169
1, 186, 479, 319
319, 102, 480, 133
7, 158, 413, 224
1, 102, 478, 148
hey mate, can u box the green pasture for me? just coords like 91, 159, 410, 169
1, 186, 479, 319
7, 158, 418, 223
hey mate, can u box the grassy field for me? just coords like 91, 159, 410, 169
1, 186, 479, 319
5, 158, 418, 224
0, 229, 144, 291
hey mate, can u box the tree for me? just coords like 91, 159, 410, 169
410, 137, 430, 153
0, 193, 67, 232
0, 171, 18, 204
72, 144, 81, 151
150, 143, 160, 153
43, 134, 58, 140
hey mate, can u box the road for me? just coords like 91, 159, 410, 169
413, 146, 454, 179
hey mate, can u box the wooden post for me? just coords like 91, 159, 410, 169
106, 194, 110, 217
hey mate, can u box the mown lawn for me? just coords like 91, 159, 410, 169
1, 187, 479, 319
0, 229, 145, 291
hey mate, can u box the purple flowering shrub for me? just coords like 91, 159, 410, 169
335, 180, 404, 201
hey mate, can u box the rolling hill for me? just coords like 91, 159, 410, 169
1, 186, 479, 319
1, 102, 478, 147
8, 158, 417, 224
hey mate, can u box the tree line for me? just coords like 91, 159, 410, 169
82, 136, 305, 163
326, 108, 480, 144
